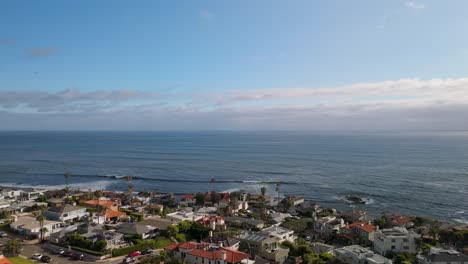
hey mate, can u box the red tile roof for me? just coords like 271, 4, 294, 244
181, 194, 196, 200
187, 248, 249, 263
105, 209, 126, 219
388, 214, 413, 226
178, 242, 199, 250
348, 222, 376, 233
164, 243, 179, 251
84, 199, 118, 208
0, 255, 12, 264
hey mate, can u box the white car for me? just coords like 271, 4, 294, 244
32, 253, 43, 260
0, 231, 6, 237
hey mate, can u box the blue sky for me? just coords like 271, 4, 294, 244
1, 0, 468, 130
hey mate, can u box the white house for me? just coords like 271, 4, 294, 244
10, 215, 63, 238
259, 226, 295, 242
44, 204, 89, 222
374, 227, 419, 255
166, 211, 203, 223
417, 248, 468, 264
314, 216, 346, 236
335, 245, 392, 264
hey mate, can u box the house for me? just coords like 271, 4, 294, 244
78, 223, 126, 249
0, 201, 11, 210
104, 209, 127, 223
374, 227, 420, 255
314, 216, 346, 236
166, 211, 203, 223
342, 222, 376, 245
341, 210, 369, 223
238, 231, 289, 264
44, 204, 89, 222
20, 189, 43, 201
117, 222, 157, 239
284, 196, 305, 206
386, 214, 414, 228
47, 198, 65, 208
259, 226, 295, 242
199, 216, 227, 231
140, 217, 173, 232
202, 237, 241, 251
164, 242, 250, 264
0, 189, 21, 199
335, 245, 392, 264
84, 199, 120, 211
180, 194, 197, 207
225, 217, 265, 229
10, 215, 63, 238
310, 243, 335, 255
269, 212, 292, 226
417, 247, 468, 264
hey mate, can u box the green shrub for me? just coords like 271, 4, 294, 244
71, 246, 109, 256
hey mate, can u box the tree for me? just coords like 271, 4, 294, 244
3, 239, 22, 257
37, 194, 48, 203
178, 221, 193, 233
260, 187, 267, 197
36, 214, 45, 241
93, 240, 108, 252
167, 224, 179, 237
195, 193, 205, 206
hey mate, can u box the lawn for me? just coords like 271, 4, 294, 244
8, 257, 35, 264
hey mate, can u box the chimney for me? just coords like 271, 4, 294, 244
209, 230, 213, 237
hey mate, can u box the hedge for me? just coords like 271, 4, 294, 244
112, 238, 172, 257
112, 242, 152, 257
71, 246, 109, 256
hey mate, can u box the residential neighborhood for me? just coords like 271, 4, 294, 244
0, 186, 466, 264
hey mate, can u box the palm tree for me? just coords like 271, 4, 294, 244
36, 214, 45, 242
3, 239, 22, 257
275, 183, 280, 202
94, 190, 103, 224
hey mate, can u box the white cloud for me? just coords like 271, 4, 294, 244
405, 1, 426, 10
1, 77, 468, 130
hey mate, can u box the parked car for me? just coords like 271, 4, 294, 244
123, 256, 136, 263
141, 248, 153, 255
40, 255, 52, 263
128, 250, 141, 257
32, 253, 43, 260
71, 253, 84, 260
54, 248, 65, 255
0, 231, 7, 237
65, 251, 74, 258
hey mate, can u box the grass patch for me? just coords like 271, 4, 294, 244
9, 257, 35, 264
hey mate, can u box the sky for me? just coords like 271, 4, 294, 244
1, 0, 468, 130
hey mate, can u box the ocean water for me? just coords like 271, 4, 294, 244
0, 131, 466, 223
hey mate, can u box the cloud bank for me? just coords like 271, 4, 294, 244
1, 78, 468, 130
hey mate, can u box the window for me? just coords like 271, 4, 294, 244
391, 239, 396, 242
391, 246, 396, 249
403, 238, 408, 242
403, 246, 409, 250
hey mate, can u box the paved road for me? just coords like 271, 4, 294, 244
0, 236, 125, 264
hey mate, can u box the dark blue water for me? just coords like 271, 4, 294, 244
0, 131, 466, 223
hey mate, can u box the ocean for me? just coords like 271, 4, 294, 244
0, 131, 466, 223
